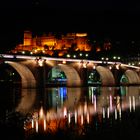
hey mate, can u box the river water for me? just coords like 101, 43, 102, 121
1, 86, 140, 139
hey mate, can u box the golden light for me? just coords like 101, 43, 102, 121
87, 112, 89, 123
63, 107, 67, 117
109, 66, 112, 70
39, 106, 44, 118
35, 120, 38, 133
44, 119, 46, 131
76, 33, 87, 37
38, 59, 44, 67
62, 60, 66, 64
116, 64, 119, 70
75, 110, 77, 124
31, 119, 34, 128
93, 65, 96, 69
68, 113, 71, 124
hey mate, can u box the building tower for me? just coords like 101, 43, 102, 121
23, 31, 32, 46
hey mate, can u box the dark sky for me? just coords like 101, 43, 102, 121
1, 0, 140, 51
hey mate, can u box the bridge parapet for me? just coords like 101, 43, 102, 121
1, 54, 140, 87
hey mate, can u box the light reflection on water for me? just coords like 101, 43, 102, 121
1, 86, 140, 138
19, 86, 140, 134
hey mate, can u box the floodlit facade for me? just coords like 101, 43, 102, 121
11, 31, 91, 56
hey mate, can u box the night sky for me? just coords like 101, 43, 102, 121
1, 0, 140, 51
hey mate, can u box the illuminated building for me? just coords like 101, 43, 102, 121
11, 31, 91, 56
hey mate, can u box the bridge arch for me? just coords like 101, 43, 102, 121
5, 61, 36, 88
49, 64, 81, 86
121, 69, 140, 85
96, 66, 115, 86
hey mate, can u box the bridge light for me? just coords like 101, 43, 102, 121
109, 66, 112, 70
79, 53, 83, 56
83, 63, 87, 68
62, 60, 66, 64
73, 55, 76, 58
38, 59, 44, 67
106, 57, 109, 61
85, 54, 88, 57
22, 51, 25, 54
118, 56, 121, 60
113, 56, 116, 59
101, 57, 104, 60
67, 54, 70, 58
116, 65, 119, 70
34, 49, 37, 53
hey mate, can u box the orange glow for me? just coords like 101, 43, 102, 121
44, 119, 46, 131
96, 47, 101, 52
11, 31, 92, 55
76, 33, 87, 37
39, 106, 44, 118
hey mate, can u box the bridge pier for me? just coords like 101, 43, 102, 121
79, 68, 88, 86
36, 65, 46, 88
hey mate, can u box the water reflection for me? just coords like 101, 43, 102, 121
1, 85, 140, 138
16, 88, 36, 115
23, 86, 140, 135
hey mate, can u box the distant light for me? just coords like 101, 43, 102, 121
30, 52, 33, 55
76, 33, 87, 37
38, 59, 44, 67
109, 66, 112, 70
85, 54, 88, 57
22, 51, 25, 54
73, 55, 76, 58
101, 57, 104, 60
106, 57, 109, 61
67, 54, 70, 58
113, 56, 116, 59
116, 65, 119, 70
62, 60, 66, 64
79, 53, 83, 56
118, 57, 121, 60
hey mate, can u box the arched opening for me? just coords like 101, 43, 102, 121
48, 66, 67, 85
89, 66, 115, 86
88, 69, 101, 85
0, 62, 21, 88
5, 61, 36, 88
120, 75, 129, 84
47, 64, 81, 87
120, 70, 140, 85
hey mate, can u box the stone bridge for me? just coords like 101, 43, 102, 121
0, 54, 140, 88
